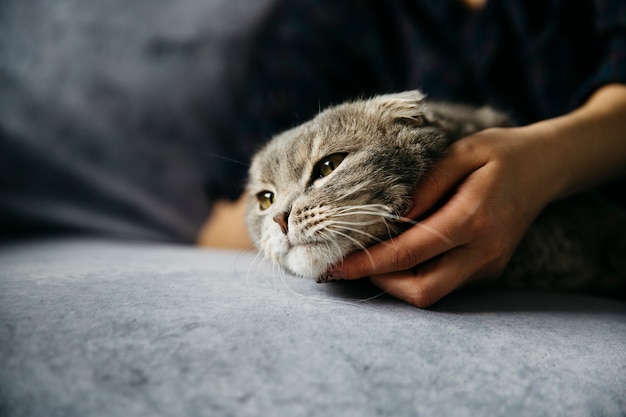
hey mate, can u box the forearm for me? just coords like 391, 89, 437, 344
524, 83, 626, 200
197, 196, 253, 249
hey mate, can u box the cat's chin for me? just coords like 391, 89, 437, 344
284, 244, 341, 279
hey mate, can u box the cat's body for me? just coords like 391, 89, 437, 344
246, 91, 626, 295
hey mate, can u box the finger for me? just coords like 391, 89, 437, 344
332, 160, 499, 280
405, 137, 487, 220
330, 192, 475, 280
369, 245, 484, 308
329, 223, 451, 280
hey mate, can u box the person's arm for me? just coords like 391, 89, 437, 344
329, 83, 626, 308
197, 195, 254, 249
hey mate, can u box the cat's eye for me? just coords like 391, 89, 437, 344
257, 191, 274, 210
314, 153, 347, 179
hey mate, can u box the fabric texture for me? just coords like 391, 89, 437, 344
239, 0, 626, 141
1, 238, 625, 417
0, 0, 274, 242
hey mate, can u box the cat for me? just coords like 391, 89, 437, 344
245, 90, 626, 295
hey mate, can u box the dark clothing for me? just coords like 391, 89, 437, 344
238, 0, 626, 144
1, 0, 625, 241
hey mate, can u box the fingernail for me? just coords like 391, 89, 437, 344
402, 200, 414, 217
317, 269, 345, 283
393, 201, 414, 222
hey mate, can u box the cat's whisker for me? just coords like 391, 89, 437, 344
326, 223, 385, 244
330, 207, 397, 233
352, 288, 391, 304
203, 152, 249, 167
267, 257, 279, 287
382, 215, 454, 246
245, 249, 265, 287
333, 181, 373, 202
328, 203, 388, 210
318, 229, 344, 258
329, 203, 392, 215
329, 233, 344, 256
263, 250, 275, 287
270, 244, 360, 306
331, 211, 390, 219
376, 215, 396, 241
325, 227, 376, 268
325, 227, 372, 250
329, 205, 394, 220
326, 219, 383, 227
330, 209, 452, 250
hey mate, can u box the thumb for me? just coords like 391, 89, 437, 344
404, 139, 485, 220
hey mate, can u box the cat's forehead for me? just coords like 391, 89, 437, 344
251, 123, 325, 188
249, 101, 393, 189
281, 105, 383, 151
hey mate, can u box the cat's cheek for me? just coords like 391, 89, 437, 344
285, 245, 340, 279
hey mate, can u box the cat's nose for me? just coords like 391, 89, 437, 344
273, 211, 289, 234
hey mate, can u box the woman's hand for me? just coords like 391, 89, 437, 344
330, 126, 559, 307
329, 84, 626, 308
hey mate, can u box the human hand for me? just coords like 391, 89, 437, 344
329, 126, 562, 308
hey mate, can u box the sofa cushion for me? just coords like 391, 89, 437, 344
1, 238, 625, 416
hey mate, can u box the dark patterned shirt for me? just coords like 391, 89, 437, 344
234, 0, 626, 163
221, 0, 626, 206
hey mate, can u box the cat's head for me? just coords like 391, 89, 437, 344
245, 90, 450, 279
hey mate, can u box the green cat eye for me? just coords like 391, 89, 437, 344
257, 191, 274, 210
314, 153, 347, 179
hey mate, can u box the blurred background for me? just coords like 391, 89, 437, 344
2, 0, 623, 243
0, 0, 278, 242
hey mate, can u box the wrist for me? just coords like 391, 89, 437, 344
522, 84, 626, 199
511, 122, 574, 203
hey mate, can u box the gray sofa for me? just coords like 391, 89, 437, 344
1, 238, 625, 416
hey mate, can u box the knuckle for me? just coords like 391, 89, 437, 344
477, 239, 512, 277
406, 285, 436, 309
393, 245, 420, 271
466, 210, 490, 235
490, 251, 512, 275
450, 137, 476, 155
348, 261, 373, 280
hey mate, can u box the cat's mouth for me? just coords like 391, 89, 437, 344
286, 239, 327, 253
284, 231, 326, 249
283, 241, 342, 279
266, 200, 409, 278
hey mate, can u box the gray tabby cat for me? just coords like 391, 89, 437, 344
246, 90, 626, 295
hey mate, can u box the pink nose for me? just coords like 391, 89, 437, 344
273, 212, 289, 234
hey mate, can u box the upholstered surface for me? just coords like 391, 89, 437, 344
1, 238, 625, 416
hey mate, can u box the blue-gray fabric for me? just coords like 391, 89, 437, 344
1, 238, 625, 416
0, 0, 275, 242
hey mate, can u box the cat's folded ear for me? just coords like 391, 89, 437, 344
369, 90, 429, 126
